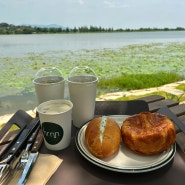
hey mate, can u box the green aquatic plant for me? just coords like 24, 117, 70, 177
0, 42, 185, 97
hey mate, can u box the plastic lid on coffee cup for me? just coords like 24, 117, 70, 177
68, 66, 97, 78
35, 67, 63, 79
68, 66, 98, 83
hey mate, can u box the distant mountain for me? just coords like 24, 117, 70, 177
22, 24, 66, 29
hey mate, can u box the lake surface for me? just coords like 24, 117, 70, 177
1, 31, 185, 57
0, 31, 185, 116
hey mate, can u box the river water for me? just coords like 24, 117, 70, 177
1, 31, 185, 57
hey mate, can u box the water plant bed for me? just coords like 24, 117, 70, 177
0, 42, 185, 97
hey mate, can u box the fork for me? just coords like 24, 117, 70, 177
3, 128, 43, 185
0, 153, 27, 185
16, 124, 41, 170
0, 129, 29, 177
0, 158, 24, 185
0, 129, 31, 185
0, 158, 19, 185
0, 122, 38, 183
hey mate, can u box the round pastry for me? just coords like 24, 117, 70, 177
85, 116, 121, 159
121, 112, 176, 155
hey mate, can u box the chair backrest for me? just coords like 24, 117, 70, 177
95, 100, 149, 116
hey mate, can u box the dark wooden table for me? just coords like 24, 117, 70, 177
40, 95, 185, 185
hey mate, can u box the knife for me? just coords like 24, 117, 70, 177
0, 128, 31, 182
0, 109, 34, 156
17, 129, 43, 185
157, 106, 185, 134
20, 124, 41, 163
0, 119, 40, 183
0, 117, 40, 161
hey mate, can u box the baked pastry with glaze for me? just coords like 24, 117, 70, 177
85, 116, 121, 159
121, 112, 176, 155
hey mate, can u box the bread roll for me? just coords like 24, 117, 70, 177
121, 112, 176, 155
85, 116, 121, 159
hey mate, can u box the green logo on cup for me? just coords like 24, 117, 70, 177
42, 122, 64, 145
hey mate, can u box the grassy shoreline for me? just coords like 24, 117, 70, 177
98, 72, 184, 91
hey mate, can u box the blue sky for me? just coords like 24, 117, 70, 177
0, 0, 185, 29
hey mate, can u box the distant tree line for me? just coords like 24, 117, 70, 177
0, 22, 185, 34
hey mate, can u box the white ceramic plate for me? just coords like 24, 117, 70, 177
75, 115, 176, 173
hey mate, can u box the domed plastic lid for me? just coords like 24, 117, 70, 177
35, 67, 63, 79
34, 67, 64, 84
68, 66, 98, 83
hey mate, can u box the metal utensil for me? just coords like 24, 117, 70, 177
0, 118, 40, 184
19, 124, 41, 166
17, 129, 43, 185
0, 128, 30, 182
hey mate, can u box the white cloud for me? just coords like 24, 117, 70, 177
0, 0, 185, 29
104, 0, 128, 8
78, 0, 85, 5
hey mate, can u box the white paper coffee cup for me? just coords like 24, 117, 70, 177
67, 75, 98, 128
37, 99, 73, 150
33, 76, 65, 105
